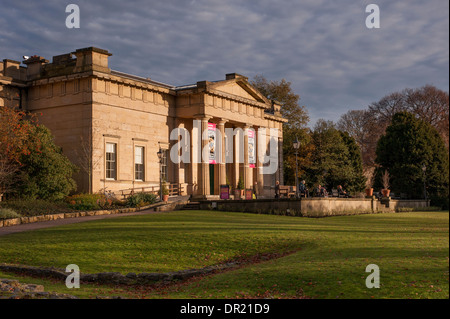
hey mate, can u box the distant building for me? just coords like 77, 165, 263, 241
0, 47, 286, 198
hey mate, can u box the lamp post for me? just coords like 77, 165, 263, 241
293, 137, 300, 199
422, 164, 427, 202
157, 148, 163, 202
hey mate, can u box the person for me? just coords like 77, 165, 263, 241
299, 180, 309, 197
337, 185, 352, 198
275, 180, 280, 199
253, 181, 258, 199
320, 185, 328, 197
316, 184, 328, 197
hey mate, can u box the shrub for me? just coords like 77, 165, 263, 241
413, 206, 442, 212
0, 199, 72, 216
126, 192, 158, 208
430, 196, 449, 210
66, 193, 122, 211
13, 125, 78, 201
0, 208, 21, 220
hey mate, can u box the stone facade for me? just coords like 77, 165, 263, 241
1, 47, 286, 198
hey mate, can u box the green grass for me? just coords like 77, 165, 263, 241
0, 210, 448, 299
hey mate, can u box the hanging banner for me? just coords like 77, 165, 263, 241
248, 129, 255, 168
208, 123, 216, 164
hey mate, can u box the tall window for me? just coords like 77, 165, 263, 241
161, 149, 168, 182
135, 146, 145, 181
106, 143, 117, 180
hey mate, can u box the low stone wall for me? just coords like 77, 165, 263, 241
199, 197, 430, 217
0, 199, 189, 228
0, 262, 239, 286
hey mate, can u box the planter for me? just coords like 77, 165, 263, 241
365, 188, 373, 197
381, 189, 390, 197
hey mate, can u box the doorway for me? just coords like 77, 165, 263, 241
209, 164, 214, 195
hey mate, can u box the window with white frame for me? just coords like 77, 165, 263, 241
105, 142, 117, 180
135, 146, 145, 181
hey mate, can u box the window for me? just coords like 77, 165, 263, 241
161, 149, 168, 182
106, 143, 117, 180
135, 146, 145, 181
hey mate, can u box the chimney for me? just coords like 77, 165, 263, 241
23, 55, 49, 80
225, 73, 248, 81
2, 59, 22, 79
72, 47, 112, 73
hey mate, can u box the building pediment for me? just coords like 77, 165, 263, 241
208, 74, 269, 105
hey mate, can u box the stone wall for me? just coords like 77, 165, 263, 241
199, 197, 430, 217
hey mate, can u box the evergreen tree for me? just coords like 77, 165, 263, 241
340, 131, 367, 193
305, 120, 365, 193
375, 112, 449, 201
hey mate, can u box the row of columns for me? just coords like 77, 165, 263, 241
187, 116, 266, 197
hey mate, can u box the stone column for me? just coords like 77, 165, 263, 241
190, 119, 199, 195
217, 119, 228, 187
255, 126, 264, 196
234, 125, 242, 190
199, 117, 210, 197
243, 125, 250, 190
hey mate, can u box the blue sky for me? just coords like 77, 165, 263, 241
1, 0, 448, 127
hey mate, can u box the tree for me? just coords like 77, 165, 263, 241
0, 107, 36, 195
337, 109, 381, 167
251, 75, 311, 185
375, 112, 449, 201
369, 85, 449, 149
74, 121, 102, 193
339, 85, 449, 170
13, 125, 78, 200
340, 131, 367, 193
305, 120, 366, 193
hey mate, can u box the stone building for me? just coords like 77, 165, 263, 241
0, 47, 286, 198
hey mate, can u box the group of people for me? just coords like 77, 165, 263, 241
274, 180, 352, 198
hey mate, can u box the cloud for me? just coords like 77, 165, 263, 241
0, 0, 448, 127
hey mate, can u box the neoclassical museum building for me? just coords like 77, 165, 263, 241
0, 47, 286, 198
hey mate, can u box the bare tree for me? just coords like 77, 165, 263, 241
74, 125, 102, 193
339, 85, 449, 169
337, 109, 385, 168
369, 85, 449, 148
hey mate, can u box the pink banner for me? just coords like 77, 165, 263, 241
208, 123, 216, 164
248, 129, 255, 168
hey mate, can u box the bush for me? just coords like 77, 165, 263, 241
66, 193, 123, 211
0, 199, 72, 216
0, 208, 21, 220
430, 196, 449, 210
12, 125, 78, 201
126, 193, 158, 208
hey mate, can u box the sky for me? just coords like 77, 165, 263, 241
0, 0, 448, 127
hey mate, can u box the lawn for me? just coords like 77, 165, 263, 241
0, 210, 448, 299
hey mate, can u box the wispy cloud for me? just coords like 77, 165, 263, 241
0, 0, 447, 127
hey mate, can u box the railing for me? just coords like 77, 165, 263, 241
118, 183, 185, 199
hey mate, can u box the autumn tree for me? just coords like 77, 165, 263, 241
0, 107, 35, 195
12, 125, 78, 200
251, 75, 311, 185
